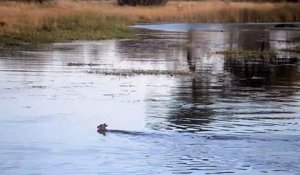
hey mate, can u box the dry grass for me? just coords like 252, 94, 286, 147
101, 0, 300, 22
0, 1, 133, 35
0, 0, 300, 45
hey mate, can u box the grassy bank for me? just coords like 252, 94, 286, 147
0, 15, 132, 46
1, 0, 300, 46
0, 1, 134, 46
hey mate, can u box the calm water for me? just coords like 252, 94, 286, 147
0, 23, 300, 175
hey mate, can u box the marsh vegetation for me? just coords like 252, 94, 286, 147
216, 49, 277, 58
0, 0, 300, 45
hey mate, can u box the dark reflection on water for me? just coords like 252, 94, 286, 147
0, 23, 300, 174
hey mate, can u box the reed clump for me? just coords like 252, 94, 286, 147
216, 49, 277, 58
87, 68, 194, 76
281, 47, 300, 53
1, 0, 300, 45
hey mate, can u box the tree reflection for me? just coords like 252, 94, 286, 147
187, 30, 196, 72
224, 55, 299, 89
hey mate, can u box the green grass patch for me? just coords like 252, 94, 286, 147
0, 15, 134, 47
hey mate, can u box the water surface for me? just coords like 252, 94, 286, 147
0, 23, 300, 175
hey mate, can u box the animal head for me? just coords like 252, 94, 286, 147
97, 123, 108, 136
97, 123, 108, 130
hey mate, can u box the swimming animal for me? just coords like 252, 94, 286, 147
97, 123, 108, 136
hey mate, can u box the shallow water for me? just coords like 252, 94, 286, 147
0, 23, 300, 175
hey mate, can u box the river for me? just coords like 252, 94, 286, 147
0, 23, 300, 174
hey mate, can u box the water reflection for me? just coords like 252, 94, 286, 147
129, 24, 300, 133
